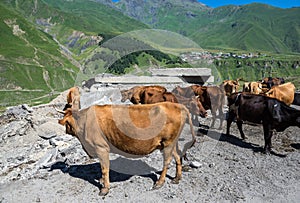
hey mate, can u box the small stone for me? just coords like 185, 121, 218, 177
209, 163, 215, 168
40, 132, 57, 140
36, 148, 58, 168
22, 104, 33, 113
190, 161, 202, 168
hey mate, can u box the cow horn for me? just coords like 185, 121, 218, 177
54, 107, 65, 114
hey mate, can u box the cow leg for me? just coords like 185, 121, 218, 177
171, 144, 182, 184
237, 120, 247, 139
210, 109, 216, 128
263, 124, 273, 154
217, 107, 224, 130
226, 111, 235, 135
97, 151, 110, 196
153, 145, 174, 189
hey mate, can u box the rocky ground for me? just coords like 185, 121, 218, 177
0, 86, 299, 203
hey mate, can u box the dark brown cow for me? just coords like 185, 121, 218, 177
262, 77, 285, 88
221, 79, 240, 96
226, 92, 300, 154
58, 101, 196, 196
192, 85, 225, 129
141, 90, 207, 118
172, 86, 195, 98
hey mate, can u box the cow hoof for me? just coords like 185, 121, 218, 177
171, 178, 180, 184
99, 178, 104, 184
99, 188, 109, 196
152, 183, 163, 190
263, 150, 271, 155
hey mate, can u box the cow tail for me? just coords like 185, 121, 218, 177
180, 105, 197, 160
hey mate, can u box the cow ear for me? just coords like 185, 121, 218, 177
58, 117, 67, 125
58, 110, 72, 125
67, 89, 73, 104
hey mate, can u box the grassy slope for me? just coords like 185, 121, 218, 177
0, 0, 150, 108
115, 1, 300, 53
193, 4, 300, 53
0, 4, 78, 107
4, 0, 149, 60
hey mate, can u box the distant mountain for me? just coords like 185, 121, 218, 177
114, 0, 300, 53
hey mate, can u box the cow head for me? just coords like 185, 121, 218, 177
120, 89, 132, 102
222, 80, 240, 96
193, 86, 206, 97
58, 109, 78, 137
193, 96, 208, 118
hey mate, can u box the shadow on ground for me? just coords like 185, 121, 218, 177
50, 157, 162, 190
197, 127, 287, 157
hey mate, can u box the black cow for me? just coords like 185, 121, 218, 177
292, 92, 300, 106
226, 92, 300, 154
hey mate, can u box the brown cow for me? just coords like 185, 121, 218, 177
243, 82, 263, 94
163, 92, 179, 103
242, 82, 251, 92
141, 90, 207, 119
221, 79, 240, 96
66, 86, 81, 110
265, 82, 295, 106
172, 86, 195, 98
120, 85, 167, 104
58, 102, 196, 196
174, 94, 208, 118
192, 85, 225, 129
120, 86, 142, 103
140, 87, 167, 104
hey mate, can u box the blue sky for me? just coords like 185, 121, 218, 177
112, 0, 300, 8
199, 0, 300, 8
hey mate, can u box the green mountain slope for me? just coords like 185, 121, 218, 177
114, 1, 300, 53
0, 4, 78, 107
193, 4, 300, 53
0, 0, 150, 108
3, 0, 149, 59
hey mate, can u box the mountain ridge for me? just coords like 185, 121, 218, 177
112, 0, 300, 53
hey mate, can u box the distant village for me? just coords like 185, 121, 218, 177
180, 51, 266, 62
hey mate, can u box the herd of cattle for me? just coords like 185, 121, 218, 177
56, 76, 300, 196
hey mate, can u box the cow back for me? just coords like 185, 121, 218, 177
93, 103, 189, 155
265, 82, 295, 105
